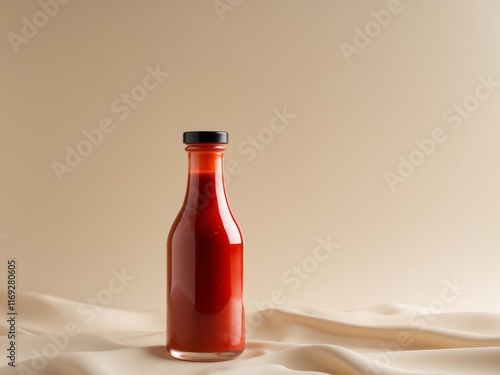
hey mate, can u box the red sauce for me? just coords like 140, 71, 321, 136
167, 146, 244, 359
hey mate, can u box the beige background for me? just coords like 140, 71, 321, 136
1, 0, 500, 313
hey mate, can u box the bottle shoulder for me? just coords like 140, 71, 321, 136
169, 202, 243, 245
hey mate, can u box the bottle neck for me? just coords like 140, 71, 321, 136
184, 144, 227, 212
187, 144, 225, 175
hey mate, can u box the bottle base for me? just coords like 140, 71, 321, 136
168, 348, 243, 362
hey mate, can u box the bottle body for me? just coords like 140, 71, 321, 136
167, 136, 244, 361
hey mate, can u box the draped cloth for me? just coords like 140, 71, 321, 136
1, 291, 499, 374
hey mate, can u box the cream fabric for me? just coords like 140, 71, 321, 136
1, 291, 500, 374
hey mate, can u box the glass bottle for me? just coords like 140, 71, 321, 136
167, 131, 245, 361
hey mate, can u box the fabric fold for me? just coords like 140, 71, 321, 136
1, 291, 499, 375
